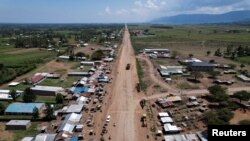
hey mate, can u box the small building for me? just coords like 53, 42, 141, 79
31, 74, 45, 84
237, 74, 250, 82
167, 96, 182, 102
224, 70, 237, 74
58, 55, 70, 60
77, 96, 88, 104
61, 103, 84, 114
21, 137, 34, 141
180, 58, 202, 64
103, 58, 114, 62
71, 86, 89, 94
213, 79, 234, 85
5, 120, 31, 130
8, 82, 20, 87
68, 72, 90, 77
0, 93, 13, 100
144, 48, 170, 54
58, 113, 82, 133
31, 85, 64, 96
0, 90, 23, 100
188, 62, 214, 72
160, 117, 174, 124
158, 112, 170, 117
158, 65, 183, 77
163, 124, 180, 134
5, 103, 45, 115
46, 73, 60, 79
196, 131, 208, 141
80, 61, 95, 66
34, 133, 57, 141
164, 134, 199, 141
98, 75, 109, 83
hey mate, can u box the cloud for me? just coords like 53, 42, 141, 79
105, 6, 111, 14
100, 0, 250, 22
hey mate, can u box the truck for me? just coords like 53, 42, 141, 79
126, 63, 131, 70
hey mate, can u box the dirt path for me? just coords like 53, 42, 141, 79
97, 25, 147, 141
230, 109, 250, 124
137, 55, 178, 94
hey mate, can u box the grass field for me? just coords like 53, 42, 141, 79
35, 96, 56, 103
131, 25, 250, 69
40, 76, 82, 88
0, 49, 55, 65
131, 25, 250, 43
13, 122, 39, 141
237, 56, 250, 65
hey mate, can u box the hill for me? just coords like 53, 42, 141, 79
151, 10, 250, 25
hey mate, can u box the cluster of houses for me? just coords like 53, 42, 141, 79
155, 95, 208, 141
146, 49, 249, 85
144, 48, 171, 59
0, 41, 118, 141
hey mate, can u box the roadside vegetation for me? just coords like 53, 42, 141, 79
136, 59, 147, 92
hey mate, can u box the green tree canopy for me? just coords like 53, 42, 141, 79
191, 71, 203, 81
22, 87, 36, 102
207, 85, 229, 102
233, 91, 250, 102
56, 93, 64, 104
91, 50, 105, 60
45, 104, 54, 120
205, 108, 234, 125
207, 71, 221, 79
32, 107, 39, 119
0, 103, 5, 115
9, 89, 17, 101
239, 120, 250, 125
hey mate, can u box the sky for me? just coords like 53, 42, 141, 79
0, 0, 250, 23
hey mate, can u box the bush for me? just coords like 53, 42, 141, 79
23, 87, 36, 102
0, 103, 5, 115
56, 94, 64, 104
239, 120, 250, 125
91, 50, 105, 60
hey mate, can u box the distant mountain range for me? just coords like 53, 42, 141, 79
151, 10, 250, 25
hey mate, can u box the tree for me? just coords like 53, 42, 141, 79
171, 50, 179, 59
205, 111, 227, 125
228, 63, 236, 69
189, 53, 194, 58
191, 71, 203, 81
205, 108, 233, 125
206, 51, 211, 56
214, 48, 222, 56
32, 107, 39, 119
207, 85, 229, 102
69, 55, 75, 61
233, 91, 250, 103
217, 108, 234, 122
22, 87, 36, 102
75, 52, 86, 57
207, 71, 221, 79
0, 103, 5, 115
45, 104, 54, 120
91, 50, 105, 60
240, 64, 245, 70
56, 94, 64, 104
9, 89, 17, 101
239, 120, 250, 125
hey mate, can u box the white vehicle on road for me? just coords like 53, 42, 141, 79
106, 115, 111, 122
